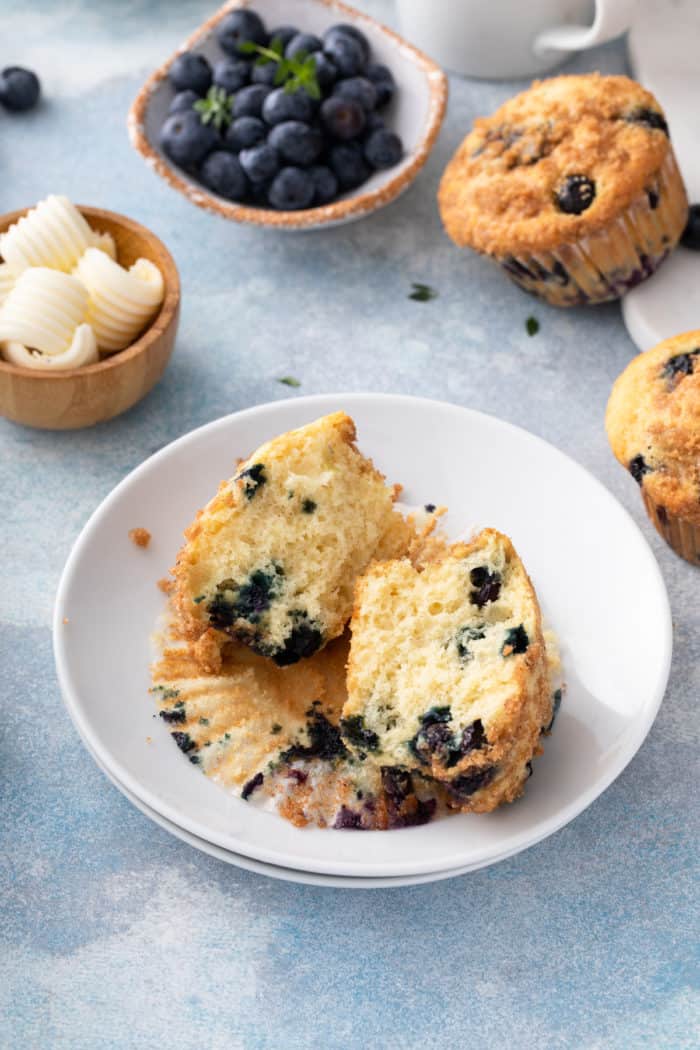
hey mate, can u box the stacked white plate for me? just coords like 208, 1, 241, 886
54, 395, 672, 888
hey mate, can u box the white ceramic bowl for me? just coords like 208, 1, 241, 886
128, 0, 448, 230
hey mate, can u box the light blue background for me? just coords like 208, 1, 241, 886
1, 3, 698, 1047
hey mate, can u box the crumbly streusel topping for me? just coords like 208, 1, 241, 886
438, 74, 677, 255
606, 331, 700, 523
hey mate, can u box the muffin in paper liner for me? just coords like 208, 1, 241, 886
606, 331, 700, 567
438, 74, 689, 307
642, 490, 700, 567
498, 151, 688, 306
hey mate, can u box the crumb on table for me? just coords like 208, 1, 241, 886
62, 617, 69, 625
157, 577, 173, 594
129, 527, 151, 549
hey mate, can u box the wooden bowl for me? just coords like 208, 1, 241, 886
0, 206, 180, 430
128, 0, 448, 230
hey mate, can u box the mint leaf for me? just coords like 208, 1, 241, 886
409, 282, 438, 302
194, 86, 234, 130
278, 376, 301, 387
526, 316, 540, 336
239, 41, 320, 98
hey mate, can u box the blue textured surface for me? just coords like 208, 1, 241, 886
1, 3, 698, 1047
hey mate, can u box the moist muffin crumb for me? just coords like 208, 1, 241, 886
438, 73, 688, 306
342, 528, 553, 812
172, 412, 420, 666
606, 330, 700, 565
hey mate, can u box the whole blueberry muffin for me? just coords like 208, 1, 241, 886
606, 331, 700, 566
438, 74, 688, 306
172, 412, 416, 665
342, 529, 555, 812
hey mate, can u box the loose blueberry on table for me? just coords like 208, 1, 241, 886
0, 66, 41, 112
157, 11, 403, 211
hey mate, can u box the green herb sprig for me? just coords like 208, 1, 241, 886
194, 85, 235, 130
278, 376, 301, 387
525, 316, 540, 336
240, 36, 321, 100
409, 282, 438, 302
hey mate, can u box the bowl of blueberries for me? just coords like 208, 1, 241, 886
129, 0, 448, 229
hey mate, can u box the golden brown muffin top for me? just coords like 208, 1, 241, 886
606, 331, 700, 524
438, 74, 674, 256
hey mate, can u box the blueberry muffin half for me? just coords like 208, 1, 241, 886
172, 412, 415, 665
606, 331, 700, 566
342, 529, 553, 812
438, 74, 688, 306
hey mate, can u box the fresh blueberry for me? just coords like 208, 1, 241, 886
626, 107, 669, 136
681, 204, 700, 250
262, 86, 314, 125
216, 9, 267, 55
168, 89, 199, 115
555, 174, 596, 214
0, 66, 41, 112
159, 109, 218, 170
323, 24, 370, 66
268, 121, 322, 166
628, 454, 651, 484
366, 63, 395, 108
364, 128, 403, 169
309, 164, 338, 205
233, 84, 271, 118
363, 111, 385, 136
268, 25, 299, 49
323, 33, 365, 77
320, 96, 365, 139
308, 51, 338, 89
285, 32, 322, 58
224, 115, 266, 152
333, 76, 377, 112
168, 52, 212, 95
251, 61, 279, 86
329, 141, 370, 189
213, 57, 250, 94
249, 178, 273, 205
239, 142, 280, 182
200, 151, 248, 200
268, 166, 315, 210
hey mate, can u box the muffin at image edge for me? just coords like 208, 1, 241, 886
606, 331, 700, 566
438, 74, 688, 306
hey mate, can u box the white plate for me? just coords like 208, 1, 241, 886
54, 394, 672, 879
78, 719, 514, 888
